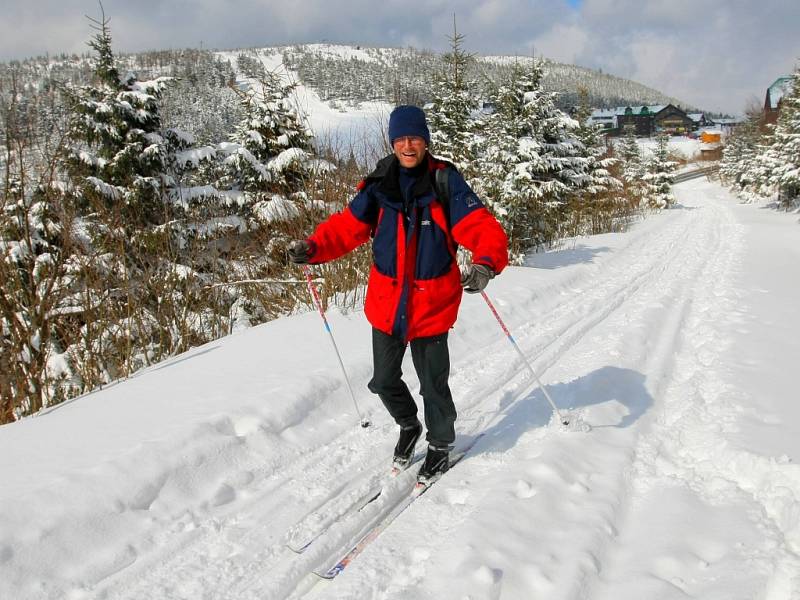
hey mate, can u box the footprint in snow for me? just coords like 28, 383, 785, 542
444, 486, 471, 505
211, 483, 236, 507
473, 564, 503, 584
515, 480, 538, 499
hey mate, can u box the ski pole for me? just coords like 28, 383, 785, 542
479, 290, 569, 426
302, 265, 370, 428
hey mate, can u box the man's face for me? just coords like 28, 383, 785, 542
392, 136, 427, 168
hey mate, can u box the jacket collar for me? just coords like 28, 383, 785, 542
367, 153, 437, 208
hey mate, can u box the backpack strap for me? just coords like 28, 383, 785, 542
431, 166, 459, 257
434, 167, 451, 225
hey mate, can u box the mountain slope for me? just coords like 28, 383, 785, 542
262, 43, 692, 110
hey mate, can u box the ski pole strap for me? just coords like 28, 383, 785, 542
303, 265, 331, 332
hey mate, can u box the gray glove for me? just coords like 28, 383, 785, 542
288, 239, 314, 264
461, 264, 494, 294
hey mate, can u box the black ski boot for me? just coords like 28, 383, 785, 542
417, 444, 450, 485
392, 421, 423, 473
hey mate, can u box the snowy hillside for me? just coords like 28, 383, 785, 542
218, 47, 392, 163
244, 43, 692, 111
221, 47, 706, 179
2, 177, 799, 599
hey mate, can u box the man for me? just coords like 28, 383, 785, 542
288, 105, 508, 484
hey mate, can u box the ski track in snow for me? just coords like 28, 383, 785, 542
313, 183, 708, 599
309, 181, 800, 600
6, 179, 799, 600
95, 182, 698, 600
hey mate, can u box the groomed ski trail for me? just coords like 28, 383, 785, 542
300, 180, 798, 599
89, 179, 795, 600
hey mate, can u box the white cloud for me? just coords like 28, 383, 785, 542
532, 23, 589, 64
0, 0, 798, 114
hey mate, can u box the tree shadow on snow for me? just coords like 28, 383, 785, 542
151, 345, 221, 372
525, 244, 611, 270
475, 366, 652, 455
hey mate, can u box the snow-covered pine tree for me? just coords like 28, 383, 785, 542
0, 74, 79, 420
471, 62, 530, 261
427, 18, 479, 174
475, 63, 527, 259
64, 13, 173, 229
213, 71, 328, 322
720, 113, 764, 202
58, 14, 169, 384
763, 66, 800, 209
59, 12, 225, 391
617, 129, 646, 207
642, 133, 676, 208
570, 87, 623, 233
476, 59, 587, 259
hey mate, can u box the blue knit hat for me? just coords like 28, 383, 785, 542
388, 105, 430, 145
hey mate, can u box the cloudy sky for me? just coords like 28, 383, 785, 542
2, 0, 798, 114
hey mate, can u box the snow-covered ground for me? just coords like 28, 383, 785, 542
2, 178, 799, 600
634, 135, 702, 161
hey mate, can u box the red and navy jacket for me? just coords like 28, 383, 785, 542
308, 153, 509, 341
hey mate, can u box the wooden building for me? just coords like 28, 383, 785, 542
653, 105, 695, 134
613, 104, 695, 136
688, 112, 711, 128
616, 105, 661, 136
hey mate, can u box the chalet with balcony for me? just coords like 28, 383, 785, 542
590, 104, 696, 136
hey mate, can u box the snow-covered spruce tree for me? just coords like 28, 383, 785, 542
60, 14, 170, 383
617, 129, 647, 209
59, 13, 227, 388
212, 72, 328, 322
64, 16, 172, 229
427, 18, 479, 174
475, 60, 587, 260
642, 133, 676, 208
720, 113, 765, 202
762, 66, 800, 209
0, 73, 81, 421
569, 87, 623, 234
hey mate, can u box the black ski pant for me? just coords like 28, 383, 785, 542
368, 328, 456, 447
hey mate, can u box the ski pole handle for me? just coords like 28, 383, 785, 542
480, 291, 568, 425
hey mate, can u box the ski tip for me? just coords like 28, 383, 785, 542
314, 566, 340, 580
